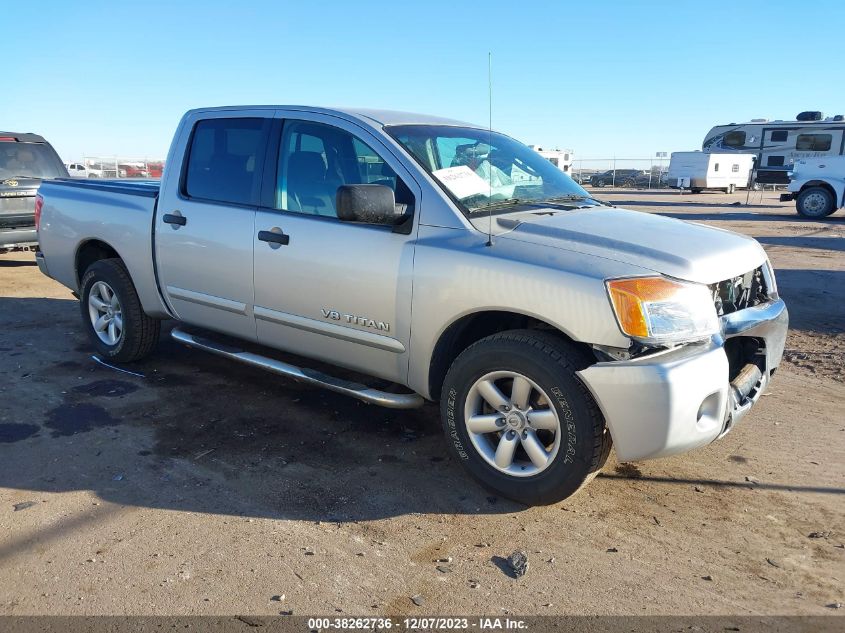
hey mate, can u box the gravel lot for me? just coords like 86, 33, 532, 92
0, 189, 843, 616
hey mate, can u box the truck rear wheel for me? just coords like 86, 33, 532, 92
79, 258, 160, 363
440, 330, 609, 505
796, 186, 835, 218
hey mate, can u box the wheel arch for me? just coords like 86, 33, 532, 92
800, 180, 837, 200
75, 239, 123, 288
427, 309, 593, 401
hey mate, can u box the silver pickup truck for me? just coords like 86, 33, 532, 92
36, 106, 788, 505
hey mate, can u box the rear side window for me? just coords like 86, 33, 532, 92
770, 130, 788, 142
722, 131, 747, 147
184, 118, 267, 206
795, 134, 832, 151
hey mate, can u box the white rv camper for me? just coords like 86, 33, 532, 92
703, 110, 845, 185
667, 151, 755, 193
529, 146, 574, 174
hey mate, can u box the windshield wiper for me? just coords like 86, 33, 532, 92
542, 194, 610, 206
468, 198, 537, 214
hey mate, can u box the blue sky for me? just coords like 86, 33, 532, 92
3, 0, 844, 162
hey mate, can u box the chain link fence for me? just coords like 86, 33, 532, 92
569, 157, 671, 189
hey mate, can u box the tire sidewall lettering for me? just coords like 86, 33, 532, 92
446, 387, 469, 460
551, 386, 577, 464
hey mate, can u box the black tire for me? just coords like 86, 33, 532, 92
594, 180, 605, 188
621, 179, 635, 188
796, 186, 836, 218
691, 188, 702, 194
79, 258, 160, 363
440, 330, 610, 505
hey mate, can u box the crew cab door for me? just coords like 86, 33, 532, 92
252, 113, 420, 383
155, 112, 272, 340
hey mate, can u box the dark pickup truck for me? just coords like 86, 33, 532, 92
0, 132, 68, 253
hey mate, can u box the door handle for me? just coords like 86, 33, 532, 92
163, 213, 187, 226
258, 229, 290, 245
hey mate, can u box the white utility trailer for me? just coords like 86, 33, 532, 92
667, 151, 755, 193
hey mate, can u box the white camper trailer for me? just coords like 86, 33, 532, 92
667, 151, 755, 193
529, 146, 574, 174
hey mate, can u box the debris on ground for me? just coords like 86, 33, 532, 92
91, 355, 145, 378
607, 547, 619, 553
507, 550, 529, 577
194, 448, 215, 461
826, 602, 842, 609
111, 473, 124, 481
435, 565, 451, 574
766, 558, 781, 568
745, 476, 760, 485
270, 594, 285, 602
808, 531, 831, 539
702, 575, 714, 581
13, 501, 37, 511
410, 594, 424, 606
435, 556, 452, 563
693, 486, 704, 493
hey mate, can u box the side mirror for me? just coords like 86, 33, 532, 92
336, 184, 405, 225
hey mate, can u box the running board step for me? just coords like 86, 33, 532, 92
170, 328, 425, 409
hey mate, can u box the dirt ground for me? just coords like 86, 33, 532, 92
0, 189, 843, 617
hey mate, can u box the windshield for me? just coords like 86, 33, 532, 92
388, 125, 590, 214
0, 142, 66, 180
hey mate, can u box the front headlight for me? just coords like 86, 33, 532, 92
606, 276, 719, 345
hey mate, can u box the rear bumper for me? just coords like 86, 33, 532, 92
577, 299, 788, 461
0, 227, 37, 250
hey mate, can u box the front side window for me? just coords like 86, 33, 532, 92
722, 131, 747, 147
275, 120, 407, 218
184, 118, 267, 206
796, 134, 832, 151
770, 130, 788, 142
389, 125, 588, 215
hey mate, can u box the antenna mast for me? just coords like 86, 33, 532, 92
486, 52, 494, 247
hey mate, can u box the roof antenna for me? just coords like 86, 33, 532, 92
486, 51, 494, 247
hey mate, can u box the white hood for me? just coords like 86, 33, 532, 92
486, 206, 768, 285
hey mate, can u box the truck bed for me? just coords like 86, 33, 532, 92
37, 176, 171, 319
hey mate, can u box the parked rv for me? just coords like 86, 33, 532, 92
703, 111, 845, 185
529, 146, 574, 174
667, 152, 754, 193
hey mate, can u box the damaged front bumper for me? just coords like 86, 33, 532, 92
577, 298, 788, 462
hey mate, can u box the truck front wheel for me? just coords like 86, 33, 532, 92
79, 258, 160, 363
796, 186, 835, 218
440, 330, 610, 505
